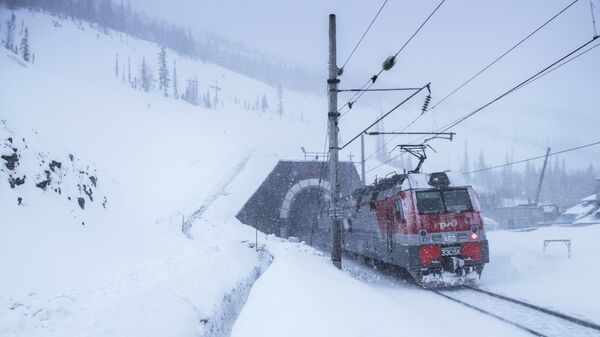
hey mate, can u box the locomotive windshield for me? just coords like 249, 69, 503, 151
416, 189, 473, 214
443, 189, 473, 213
415, 191, 444, 214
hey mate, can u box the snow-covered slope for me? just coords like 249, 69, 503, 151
0, 7, 329, 336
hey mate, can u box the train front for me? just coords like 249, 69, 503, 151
408, 172, 489, 286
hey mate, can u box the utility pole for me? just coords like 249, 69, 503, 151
327, 14, 342, 270
360, 133, 366, 185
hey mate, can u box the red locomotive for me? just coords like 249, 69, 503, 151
339, 171, 489, 286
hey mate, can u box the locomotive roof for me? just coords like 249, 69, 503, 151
351, 172, 461, 200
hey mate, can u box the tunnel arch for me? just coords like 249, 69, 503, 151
279, 178, 331, 219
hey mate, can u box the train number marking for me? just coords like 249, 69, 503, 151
441, 246, 461, 256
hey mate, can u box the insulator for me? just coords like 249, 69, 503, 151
421, 94, 432, 113
382, 56, 396, 71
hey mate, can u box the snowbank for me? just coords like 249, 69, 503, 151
482, 224, 600, 324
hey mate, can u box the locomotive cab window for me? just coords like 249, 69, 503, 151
443, 189, 473, 213
416, 189, 473, 214
416, 191, 444, 214
394, 199, 405, 222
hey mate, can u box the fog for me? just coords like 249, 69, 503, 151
129, 0, 600, 169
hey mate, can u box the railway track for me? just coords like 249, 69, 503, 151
430, 285, 600, 337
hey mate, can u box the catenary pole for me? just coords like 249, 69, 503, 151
328, 14, 342, 269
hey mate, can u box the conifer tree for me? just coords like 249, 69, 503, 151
115, 53, 119, 78
20, 27, 30, 62
172, 60, 178, 99
139, 57, 153, 92
261, 94, 268, 112
4, 12, 16, 51
276, 83, 284, 117
157, 45, 169, 97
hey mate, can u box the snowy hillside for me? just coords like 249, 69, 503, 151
0, 7, 330, 336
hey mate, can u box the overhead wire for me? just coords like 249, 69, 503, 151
339, 0, 390, 72
520, 39, 600, 86
433, 35, 599, 135
361, 0, 580, 164
428, 0, 580, 111
364, 35, 600, 177
339, 84, 430, 150
465, 140, 600, 174
338, 0, 446, 117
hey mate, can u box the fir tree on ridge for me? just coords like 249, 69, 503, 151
20, 27, 30, 62
157, 45, 169, 97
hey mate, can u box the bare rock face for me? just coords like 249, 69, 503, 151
1, 152, 19, 170
8, 175, 26, 188
77, 197, 85, 210
1, 121, 108, 224
49, 160, 61, 172
35, 170, 51, 190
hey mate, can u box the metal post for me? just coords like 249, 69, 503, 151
534, 147, 551, 205
327, 14, 342, 269
360, 133, 366, 185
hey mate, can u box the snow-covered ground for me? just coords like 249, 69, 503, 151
483, 224, 600, 324
2, 7, 600, 337
0, 7, 326, 336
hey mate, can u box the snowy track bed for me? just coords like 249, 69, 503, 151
432, 287, 600, 337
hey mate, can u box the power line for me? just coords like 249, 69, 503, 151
392, 0, 446, 59
339, 0, 446, 116
362, 0, 579, 162
429, 0, 580, 111
435, 35, 599, 135
364, 36, 600, 177
361, 105, 429, 164
339, 84, 429, 150
337, 87, 422, 92
465, 141, 600, 174
339, 0, 390, 72
520, 39, 600, 87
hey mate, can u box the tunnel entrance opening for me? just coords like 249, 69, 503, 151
287, 187, 329, 248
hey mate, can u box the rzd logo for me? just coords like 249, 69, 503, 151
438, 219, 458, 230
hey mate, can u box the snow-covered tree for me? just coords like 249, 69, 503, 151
4, 12, 16, 51
261, 94, 268, 112
183, 76, 198, 105
203, 89, 211, 108
114, 53, 119, 78
172, 60, 178, 99
19, 27, 30, 62
157, 45, 169, 97
139, 57, 153, 92
127, 56, 131, 85
276, 83, 284, 117
98, 0, 114, 31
